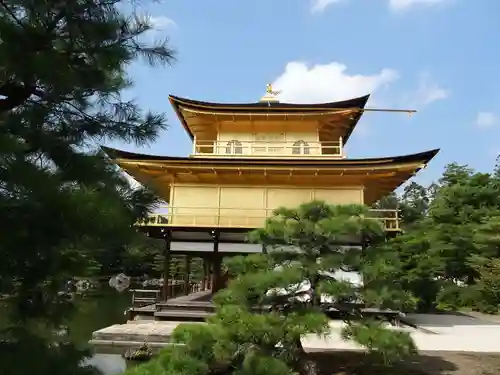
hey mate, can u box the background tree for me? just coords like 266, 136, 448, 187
373, 182, 429, 229
381, 161, 500, 312
0, 0, 174, 374
88, 234, 165, 278
399, 182, 430, 225
167, 256, 205, 283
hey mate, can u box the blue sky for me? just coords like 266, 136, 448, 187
112, 0, 499, 186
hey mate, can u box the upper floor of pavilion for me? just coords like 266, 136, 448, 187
170, 85, 415, 160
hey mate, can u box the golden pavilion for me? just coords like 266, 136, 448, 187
103, 85, 439, 306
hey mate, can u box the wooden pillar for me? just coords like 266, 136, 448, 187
162, 233, 171, 301
202, 257, 208, 291
211, 254, 223, 293
184, 255, 191, 295
210, 230, 224, 293
207, 259, 212, 290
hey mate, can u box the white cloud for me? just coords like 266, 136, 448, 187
139, 15, 176, 41
389, 0, 448, 11
310, 0, 342, 13
403, 73, 449, 107
149, 15, 176, 30
271, 61, 399, 104
475, 112, 497, 129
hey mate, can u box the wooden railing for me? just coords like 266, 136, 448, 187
192, 139, 343, 158
136, 207, 400, 231
130, 289, 160, 307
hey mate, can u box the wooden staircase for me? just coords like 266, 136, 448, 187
154, 291, 215, 322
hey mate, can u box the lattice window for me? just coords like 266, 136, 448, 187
225, 140, 242, 154
252, 133, 284, 154
292, 140, 310, 155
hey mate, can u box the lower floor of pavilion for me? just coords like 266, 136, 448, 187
125, 225, 399, 322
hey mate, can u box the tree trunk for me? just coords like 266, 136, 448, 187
310, 274, 321, 307
295, 339, 320, 375
298, 357, 320, 375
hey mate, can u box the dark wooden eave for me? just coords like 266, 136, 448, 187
102, 146, 439, 168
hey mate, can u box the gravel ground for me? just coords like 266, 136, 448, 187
309, 351, 500, 375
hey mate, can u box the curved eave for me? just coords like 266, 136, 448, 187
103, 146, 439, 205
169, 94, 370, 111
102, 146, 439, 168
168, 94, 370, 142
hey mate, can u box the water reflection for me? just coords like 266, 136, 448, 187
66, 289, 130, 345
85, 354, 127, 375
68, 288, 133, 374
0, 286, 144, 374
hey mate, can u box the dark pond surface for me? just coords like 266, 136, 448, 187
1, 286, 134, 375
69, 288, 132, 374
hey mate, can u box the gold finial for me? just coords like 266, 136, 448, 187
260, 83, 281, 103
266, 83, 280, 96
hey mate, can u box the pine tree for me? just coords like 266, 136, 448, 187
130, 202, 418, 375
0, 1, 174, 374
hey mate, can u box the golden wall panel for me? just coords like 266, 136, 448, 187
219, 187, 266, 227
169, 184, 364, 227
170, 186, 218, 226
266, 188, 313, 210
314, 188, 364, 205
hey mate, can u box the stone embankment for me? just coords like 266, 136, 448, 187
90, 313, 500, 355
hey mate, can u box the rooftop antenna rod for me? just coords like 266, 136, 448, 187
350, 108, 417, 116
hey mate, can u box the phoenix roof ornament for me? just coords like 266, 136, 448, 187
260, 83, 281, 103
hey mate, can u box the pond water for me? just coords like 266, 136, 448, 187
0, 287, 134, 375
69, 288, 132, 374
